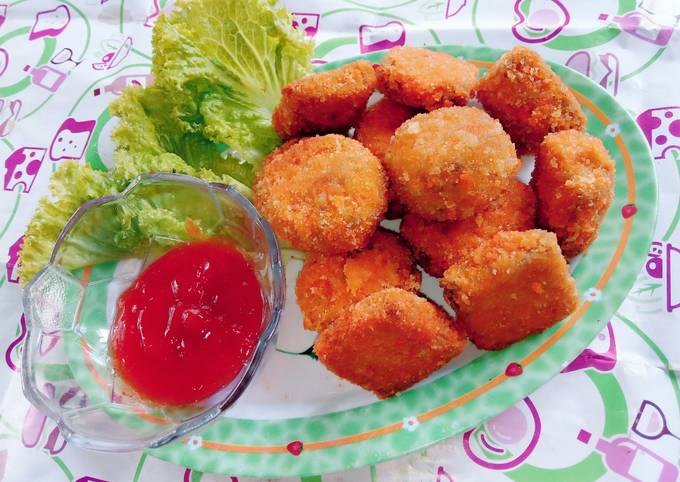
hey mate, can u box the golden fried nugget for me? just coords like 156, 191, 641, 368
532, 130, 615, 258
254, 135, 387, 253
354, 98, 419, 220
273, 61, 377, 139
385, 107, 520, 221
475, 46, 587, 154
400, 179, 536, 277
375, 47, 478, 111
314, 288, 467, 398
296, 229, 421, 332
355, 98, 419, 161
441, 230, 578, 350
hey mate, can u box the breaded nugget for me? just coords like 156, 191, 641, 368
475, 46, 586, 154
385, 106, 520, 222
296, 229, 421, 332
532, 130, 615, 258
314, 288, 467, 398
400, 179, 536, 277
273, 61, 377, 139
375, 47, 478, 111
254, 135, 387, 253
354, 98, 419, 220
441, 230, 578, 350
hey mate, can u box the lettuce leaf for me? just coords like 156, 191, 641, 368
19, 0, 311, 283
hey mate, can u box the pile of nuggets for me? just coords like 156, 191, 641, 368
254, 45, 616, 398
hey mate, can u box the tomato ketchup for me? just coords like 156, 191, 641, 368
109, 240, 264, 406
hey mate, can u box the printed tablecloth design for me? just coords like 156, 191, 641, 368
0, 0, 679, 481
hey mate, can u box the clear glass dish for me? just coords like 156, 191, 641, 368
21, 173, 285, 452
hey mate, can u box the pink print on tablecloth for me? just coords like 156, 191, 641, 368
6, 235, 24, 284
51, 48, 83, 69
291, 12, 320, 37
463, 397, 541, 470
359, 21, 406, 54
562, 322, 617, 373
565, 51, 620, 96
144, 0, 161, 28
93, 74, 154, 96
637, 106, 680, 160
0, 4, 7, 29
0, 99, 22, 137
512, 0, 569, 44
0, 47, 8, 77
4, 147, 45, 193
4, 314, 26, 371
600, 10, 675, 47
445, 0, 467, 18
29, 5, 71, 41
92, 37, 132, 70
49, 118, 96, 161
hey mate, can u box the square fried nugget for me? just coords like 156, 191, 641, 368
532, 130, 615, 258
314, 288, 467, 398
475, 46, 586, 154
296, 229, 421, 332
441, 230, 578, 350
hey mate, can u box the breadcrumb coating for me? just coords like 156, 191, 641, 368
532, 130, 615, 258
273, 60, 377, 139
384, 106, 520, 221
441, 230, 578, 350
314, 288, 467, 398
475, 46, 587, 154
254, 135, 387, 253
296, 229, 421, 332
375, 47, 478, 111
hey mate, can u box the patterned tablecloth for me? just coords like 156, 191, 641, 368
0, 1, 679, 481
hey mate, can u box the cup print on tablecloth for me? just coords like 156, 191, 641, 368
463, 397, 541, 470
637, 106, 680, 160
49, 118, 96, 161
512, 0, 570, 44
4, 147, 45, 193
92, 36, 132, 71
632, 399, 680, 442
50, 48, 82, 68
4, 314, 26, 371
562, 322, 617, 373
291, 12, 320, 37
577, 430, 679, 481
359, 21, 406, 54
29, 5, 71, 41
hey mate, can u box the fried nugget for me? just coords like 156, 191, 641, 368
354, 98, 419, 220
314, 288, 467, 398
400, 179, 536, 277
254, 135, 387, 253
475, 46, 587, 154
385, 106, 520, 222
296, 229, 421, 332
441, 230, 578, 350
532, 130, 615, 258
375, 47, 478, 111
273, 61, 377, 139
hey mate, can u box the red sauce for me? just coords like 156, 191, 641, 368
109, 240, 264, 406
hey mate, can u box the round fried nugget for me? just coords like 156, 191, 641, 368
474, 46, 587, 154
296, 229, 421, 332
385, 106, 520, 222
354, 98, 419, 220
401, 179, 536, 277
254, 135, 388, 253
532, 130, 615, 258
441, 230, 578, 350
375, 47, 478, 111
314, 288, 467, 398
273, 60, 377, 139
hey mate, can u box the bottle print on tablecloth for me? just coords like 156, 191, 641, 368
93, 74, 154, 97
632, 400, 680, 442
359, 21, 406, 54
512, 0, 570, 44
3, 147, 45, 193
22, 383, 67, 455
577, 429, 679, 482
29, 5, 71, 41
23, 64, 67, 92
599, 10, 675, 47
